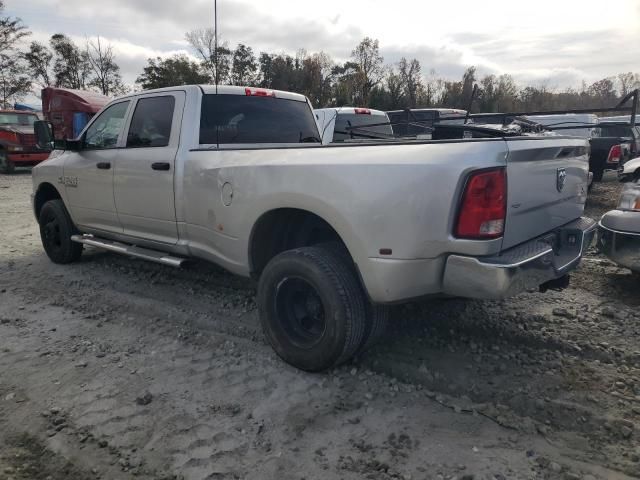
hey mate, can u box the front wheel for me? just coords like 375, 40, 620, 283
0, 151, 14, 174
39, 199, 83, 264
257, 245, 367, 372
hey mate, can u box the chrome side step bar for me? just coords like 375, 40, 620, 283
70, 234, 186, 268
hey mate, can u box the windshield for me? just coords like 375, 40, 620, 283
333, 114, 393, 141
0, 112, 38, 127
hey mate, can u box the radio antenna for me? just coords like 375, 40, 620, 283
214, 0, 218, 92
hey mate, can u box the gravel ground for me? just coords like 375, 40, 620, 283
0, 170, 638, 480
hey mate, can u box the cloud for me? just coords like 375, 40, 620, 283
8, 0, 640, 95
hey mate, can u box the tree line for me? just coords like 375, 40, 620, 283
0, 0, 126, 106
2, 1, 639, 113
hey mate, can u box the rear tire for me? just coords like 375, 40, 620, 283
38, 200, 83, 264
317, 241, 390, 354
592, 167, 604, 182
257, 245, 367, 372
0, 151, 14, 174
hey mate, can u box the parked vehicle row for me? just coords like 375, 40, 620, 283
31, 84, 596, 372
315, 108, 639, 186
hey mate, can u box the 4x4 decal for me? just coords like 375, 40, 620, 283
58, 176, 78, 188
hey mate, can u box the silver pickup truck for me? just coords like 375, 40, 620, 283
32, 85, 596, 371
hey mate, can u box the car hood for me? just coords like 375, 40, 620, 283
0, 125, 34, 135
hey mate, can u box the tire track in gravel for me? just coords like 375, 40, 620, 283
2, 172, 638, 479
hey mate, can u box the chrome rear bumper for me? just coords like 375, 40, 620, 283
442, 217, 597, 299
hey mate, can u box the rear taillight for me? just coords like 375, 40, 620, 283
455, 168, 507, 239
245, 88, 275, 97
607, 144, 622, 164
354, 108, 371, 115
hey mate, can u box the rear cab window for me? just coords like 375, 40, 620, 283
200, 94, 320, 145
387, 110, 436, 136
333, 113, 393, 142
599, 125, 633, 138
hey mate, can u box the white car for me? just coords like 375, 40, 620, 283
619, 156, 640, 182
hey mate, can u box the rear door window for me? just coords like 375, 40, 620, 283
200, 94, 320, 145
126, 96, 175, 148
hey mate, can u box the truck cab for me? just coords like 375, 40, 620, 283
41, 87, 110, 140
0, 110, 51, 173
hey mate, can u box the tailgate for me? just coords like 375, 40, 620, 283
502, 138, 590, 249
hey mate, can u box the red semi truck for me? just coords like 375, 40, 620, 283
0, 88, 109, 173
41, 87, 110, 140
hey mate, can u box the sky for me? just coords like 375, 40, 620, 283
6, 0, 640, 94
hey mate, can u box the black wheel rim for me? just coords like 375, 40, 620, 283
42, 213, 62, 253
275, 277, 327, 349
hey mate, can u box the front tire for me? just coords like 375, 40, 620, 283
0, 151, 14, 174
257, 245, 367, 372
38, 200, 83, 264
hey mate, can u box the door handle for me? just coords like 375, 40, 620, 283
96, 162, 111, 170
151, 162, 171, 171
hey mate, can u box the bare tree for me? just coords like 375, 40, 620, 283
0, 0, 29, 55
50, 33, 91, 89
25, 41, 53, 87
618, 72, 640, 97
398, 57, 423, 108
0, 57, 30, 108
185, 28, 231, 84
384, 68, 405, 109
86, 37, 126, 96
0, 0, 31, 107
351, 37, 384, 105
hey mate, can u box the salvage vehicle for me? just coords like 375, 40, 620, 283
598, 116, 640, 159
520, 113, 624, 182
618, 155, 640, 182
523, 114, 599, 138
0, 110, 51, 174
314, 107, 393, 144
467, 89, 640, 184
32, 85, 596, 372
597, 182, 640, 273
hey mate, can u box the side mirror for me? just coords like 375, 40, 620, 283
34, 120, 54, 150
